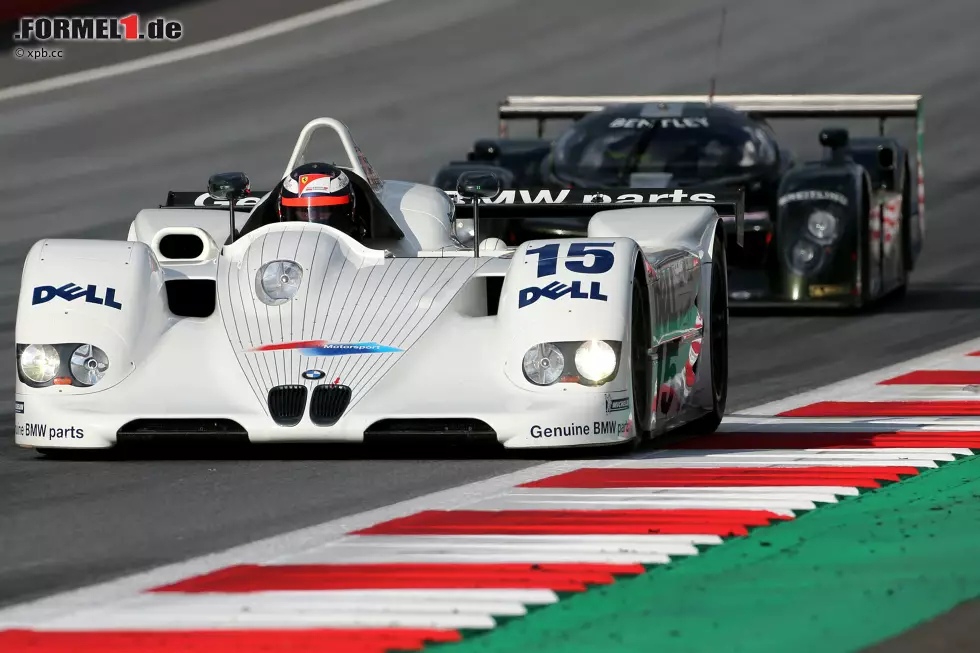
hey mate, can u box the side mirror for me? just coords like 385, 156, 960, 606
455, 170, 501, 260
469, 140, 502, 162
208, 172, 250, 201
208, 172, 250, 245
456, 170, 501, 202
819, 128, 849, 149
877, 146, 895, 170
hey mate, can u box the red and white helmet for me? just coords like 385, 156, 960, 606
278, 162, 363, 239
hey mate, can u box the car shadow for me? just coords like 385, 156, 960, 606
730, 304, 861, 318
24, 439, 628, 463
730, 283, 980, 317
22, 424, 714, 462
21, 413, 908, 463
874, 284, 980, 314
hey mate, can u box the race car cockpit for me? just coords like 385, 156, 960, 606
236, 165, 402, 244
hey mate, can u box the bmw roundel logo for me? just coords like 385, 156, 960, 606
301, 369, 325, 380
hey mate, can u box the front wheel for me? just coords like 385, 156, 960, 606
680, 230, 728, 435
629, 270, 653, 441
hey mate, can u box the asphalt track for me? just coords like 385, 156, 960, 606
1, 0, 980, 629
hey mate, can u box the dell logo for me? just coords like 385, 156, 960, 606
32, 283, 122, 310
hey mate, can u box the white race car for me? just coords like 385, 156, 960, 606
14, 118, 743, 453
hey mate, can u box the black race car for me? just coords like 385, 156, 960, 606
433, 95, 925, 308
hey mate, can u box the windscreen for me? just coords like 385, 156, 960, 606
552, 111, 777, 185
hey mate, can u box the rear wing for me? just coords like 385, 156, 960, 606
497, 94, 922, 135
497, 93, 925, 226
447, 187, 745, 248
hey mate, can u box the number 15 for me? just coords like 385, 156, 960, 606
526, 242, 616, 278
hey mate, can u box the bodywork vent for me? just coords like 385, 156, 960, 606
116, 419, 247, 444
364, 418, 497, 444
165, 279, 216, 317
309, 384, 352, 426
268, 385, 307, 426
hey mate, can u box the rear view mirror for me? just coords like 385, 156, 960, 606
208, 172, 250, 245
877, 146, 895, 170
468, 140, 502, 162
455, 170, 501, 259
819, 128, 849, 149
456, 170, 501, 202
208, 172, 250, 201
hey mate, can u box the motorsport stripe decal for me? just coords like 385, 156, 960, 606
0, 628, 460, 652
665, 431, 980, 449
778, 401, 980, 417
151, 563, 644, 593
520, 467, 921, 489
878, 370, 980, 385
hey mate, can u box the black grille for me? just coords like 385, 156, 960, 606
117, 419, 247, 444
310, 384, 352, 426
364, 419, 497, 444
268, 385, 307, 426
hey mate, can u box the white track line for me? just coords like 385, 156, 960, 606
641, 449, 960, 462
470, 497, 807, 513
607, 459, 940, 468
119, 593, 530, 615
736, 335, 980, 416
37, 608, 499, 632
282, 550, 676, 564
509, 487, 852, 500
718, 416, 980, 429
0, 0, 403, 103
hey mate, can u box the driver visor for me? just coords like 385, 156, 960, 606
281, 195, 350, 207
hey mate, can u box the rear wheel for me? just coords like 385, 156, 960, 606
858, 188, 873, 307
893, 165, 911, 298
892, 223, 909, 300
681, 231, 728, 435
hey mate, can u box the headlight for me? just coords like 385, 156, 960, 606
789, 240, 819, 271
523, 343, 564, 386
20, 344, 60, 383
70, 344, 109, 386
256, 260, 303, 306
575, 339, 617, 383
807, 210, 839, 242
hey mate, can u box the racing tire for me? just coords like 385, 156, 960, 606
856, 187, 873, 310
629, 267, 653, 442
892, 234, 909, 300
604, 270, 652, 456
679, 230, 728, 435
893, 164, 911, 299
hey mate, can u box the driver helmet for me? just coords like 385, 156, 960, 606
278, 162, 364, 240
